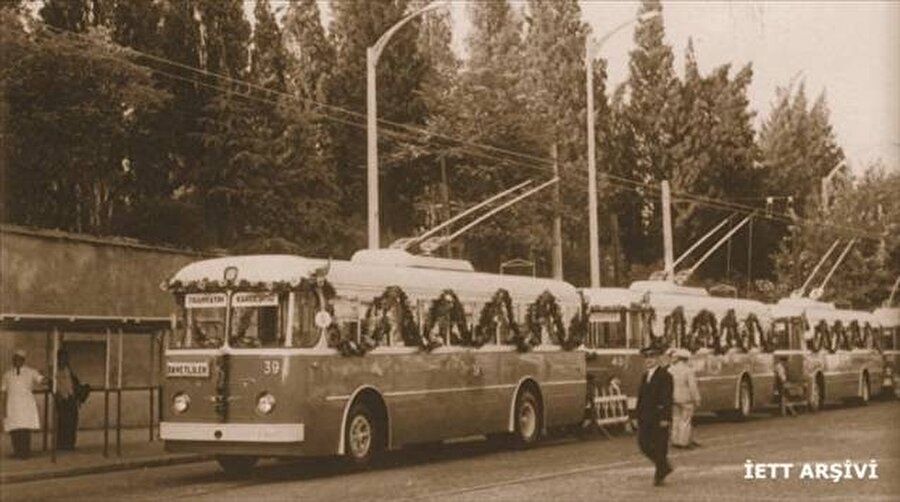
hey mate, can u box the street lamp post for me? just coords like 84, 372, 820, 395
367, 2, 445, 249
585, 11, 660, 287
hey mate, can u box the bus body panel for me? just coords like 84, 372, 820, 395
163, 347, 585, 457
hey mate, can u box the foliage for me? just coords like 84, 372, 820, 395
771, 165, 900, 308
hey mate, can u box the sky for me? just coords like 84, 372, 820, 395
439, 0, 899, 175
249, 1, 898, 174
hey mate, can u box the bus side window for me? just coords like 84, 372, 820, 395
292, 291, 320, 348
627, 310, 644, 348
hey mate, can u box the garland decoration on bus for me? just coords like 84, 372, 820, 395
422, 289, 470, 349
848, 320, 863, 349
361, 286, 421, 353
811, 320, 829, 352
522, 291, 565, 351
829, 321, 846, 352
662, 307, 686, 349
719, 309, 741, 352
688, 309, 719, 353
744, 313, 770, 352
474, 289, 519, 347
863, 322, 876, 351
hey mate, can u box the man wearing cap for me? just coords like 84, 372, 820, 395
637, 345, 675, 486
2, 349, 46, 459
669, 348, 701, 449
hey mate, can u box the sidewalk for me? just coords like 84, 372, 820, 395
0, 427, 208, 484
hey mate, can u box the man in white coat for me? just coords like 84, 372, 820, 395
2, 349, 45, 459
668, 348, 701, 449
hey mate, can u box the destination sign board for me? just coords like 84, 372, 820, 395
185, 293, 227, 309
167, 360, 210, 378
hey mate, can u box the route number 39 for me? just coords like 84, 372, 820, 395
262, 360, 281, 375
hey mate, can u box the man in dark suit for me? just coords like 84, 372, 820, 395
637, 346, 674, 486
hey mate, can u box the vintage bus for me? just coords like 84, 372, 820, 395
579, 287, 653, 411
581, 281, 774, 418
159, 250, 587, 473
873, 307, 899, 397
769, 297, 884, 410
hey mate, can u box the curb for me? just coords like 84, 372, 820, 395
0, 453, 212, 485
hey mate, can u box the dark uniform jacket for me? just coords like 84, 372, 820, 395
636, 365, 674, 426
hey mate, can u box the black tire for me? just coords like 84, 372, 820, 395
345, 401, 380, 465
513, 388, 542, 446
216, 455, 258, 477
737, 378, 752, 420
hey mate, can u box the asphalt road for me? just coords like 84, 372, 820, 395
4, 401, 898, 501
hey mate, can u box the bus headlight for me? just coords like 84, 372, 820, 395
172, 392, 191, 414
256, 392, 276, 415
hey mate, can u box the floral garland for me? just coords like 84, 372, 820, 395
521, 291, 565, 352
361, 286, 421, 352
422, 289, 469, 349
811, 320, 829, 352
830, 321, 848, 352
662, 308, 685, 350
744, 313, 771, 352
865, 323, 880, 351
719, 309, 741, 352
689, 309, 719, 353
848, 321, 863, 349
474, 289, 519, 347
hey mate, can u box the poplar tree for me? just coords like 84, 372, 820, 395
327, 0, 429, 245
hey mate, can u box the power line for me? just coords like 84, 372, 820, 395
37, 23, 888, 243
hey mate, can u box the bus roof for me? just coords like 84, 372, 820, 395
771, 297, 880, 325
167, 251, 579, 303
627, 281, 767, 319
580, 288, 645, 309
628, 280, 710, 297
873, 307, 900, 327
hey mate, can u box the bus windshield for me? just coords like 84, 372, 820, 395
168, 291, 324, 350
171, 305, 227, 349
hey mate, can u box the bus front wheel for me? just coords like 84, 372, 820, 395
513, 388, 542, 446
345, 402, 380, 464
216, 455, 258, 477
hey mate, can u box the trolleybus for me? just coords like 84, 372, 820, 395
160, 250, 587, 474
769, 297, 884, 410
873, 306, 899, 397
581, 281, 775, 418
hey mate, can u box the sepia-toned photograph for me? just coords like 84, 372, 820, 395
1, 0, 898, 500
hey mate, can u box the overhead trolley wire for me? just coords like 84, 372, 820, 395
38, 24, 888, 243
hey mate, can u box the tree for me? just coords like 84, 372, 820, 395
771, 165, 899, 308
427, 0, 551, 273
1, 13, 169, 234
327, 0, 430, 245
611, 0, 680, 267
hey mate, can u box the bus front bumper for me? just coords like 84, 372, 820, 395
160, 422, 305, 443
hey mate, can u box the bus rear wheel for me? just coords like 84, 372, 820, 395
345, 402, 380, 465
513, 388, 542, 447
216, 455, 258, 477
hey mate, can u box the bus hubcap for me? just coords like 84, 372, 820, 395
519, 402, 536, 439
349, 416, 371, 457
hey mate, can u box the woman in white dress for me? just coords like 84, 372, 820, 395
2, 349, 45, 459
